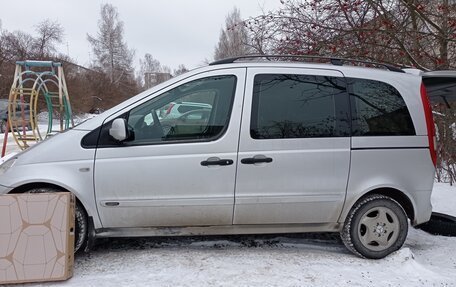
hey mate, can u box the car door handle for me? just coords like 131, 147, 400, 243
201, 157, 234, 166
241, 156, 273, 164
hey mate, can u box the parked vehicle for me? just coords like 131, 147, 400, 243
0, 99, 31, 133
161, 101, 212, 119
0, 99, 9, 132
0, 56, 437, 259
160, 109, 211, 136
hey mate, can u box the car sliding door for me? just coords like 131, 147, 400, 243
234, 68, 351, 224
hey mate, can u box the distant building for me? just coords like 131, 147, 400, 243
144, 72, 172, 89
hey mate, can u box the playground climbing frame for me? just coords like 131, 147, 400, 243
1, 60, 74, 156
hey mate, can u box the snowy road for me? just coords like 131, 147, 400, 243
44, 227, 456, 287
31, 184, 455, 287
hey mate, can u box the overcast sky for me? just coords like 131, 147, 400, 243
0, 0, 281, 71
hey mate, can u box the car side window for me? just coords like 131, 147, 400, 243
250, 74, 349, 139
125, 75, 237, 144
348, 78, 416, 136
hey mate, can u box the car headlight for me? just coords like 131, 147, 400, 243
0, 157, 16, 175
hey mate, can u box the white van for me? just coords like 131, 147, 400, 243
0, 56, 436, 259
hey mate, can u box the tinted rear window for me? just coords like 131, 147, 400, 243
348, 78, 415, 136
251, 74, 349, 139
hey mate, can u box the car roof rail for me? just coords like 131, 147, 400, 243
209, 54, 405, 73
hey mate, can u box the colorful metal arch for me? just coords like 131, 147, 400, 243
1, 60, 74, 155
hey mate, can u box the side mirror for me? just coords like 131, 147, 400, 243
109, 118, 128, 141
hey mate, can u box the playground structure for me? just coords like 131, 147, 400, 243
1, 61, 74, 156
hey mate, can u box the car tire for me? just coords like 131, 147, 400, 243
341, 194, 408, 259
26, 187, 88, 253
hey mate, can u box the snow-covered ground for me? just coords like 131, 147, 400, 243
2, 115, 456, 286
432, 182, 456, 217
26, 184, 453, 287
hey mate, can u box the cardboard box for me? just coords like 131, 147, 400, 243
0, 192, 75, 284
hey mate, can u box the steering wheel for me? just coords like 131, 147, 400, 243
132, 110, 164, 140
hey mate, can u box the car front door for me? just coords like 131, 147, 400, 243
234, 68, 351, 225
94, 68, 245, 228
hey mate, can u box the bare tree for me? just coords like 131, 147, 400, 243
0, 19, 64, 65
434, 108, 456, 185
139, 53, 172, 88
87, 4, 134, 84
0, 27, 35, 98
34, 19, 64, 58
1, 31, 36, 61
0, 22, 6, 68
173, 64, 188, 76
246, 0, 456, 183
139, 53, 162, 75
246, 0, 456, 70
0, 18, 140, 112
214, 7, 250, 60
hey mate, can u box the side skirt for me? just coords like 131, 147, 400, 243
94, 222, 342, 238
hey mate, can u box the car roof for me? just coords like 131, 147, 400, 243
201, 61, 419, 82
210, 55, 405, 72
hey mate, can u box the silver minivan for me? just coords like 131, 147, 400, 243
0, 56, 436, 259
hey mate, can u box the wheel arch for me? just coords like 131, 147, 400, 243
9, 182, 89, 216
341, 187, 416, 224
9, 181, 96, 252
363, 188, 415, 222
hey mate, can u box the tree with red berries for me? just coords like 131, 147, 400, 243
245, 0, 456, 183
246, 0, 456, 70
